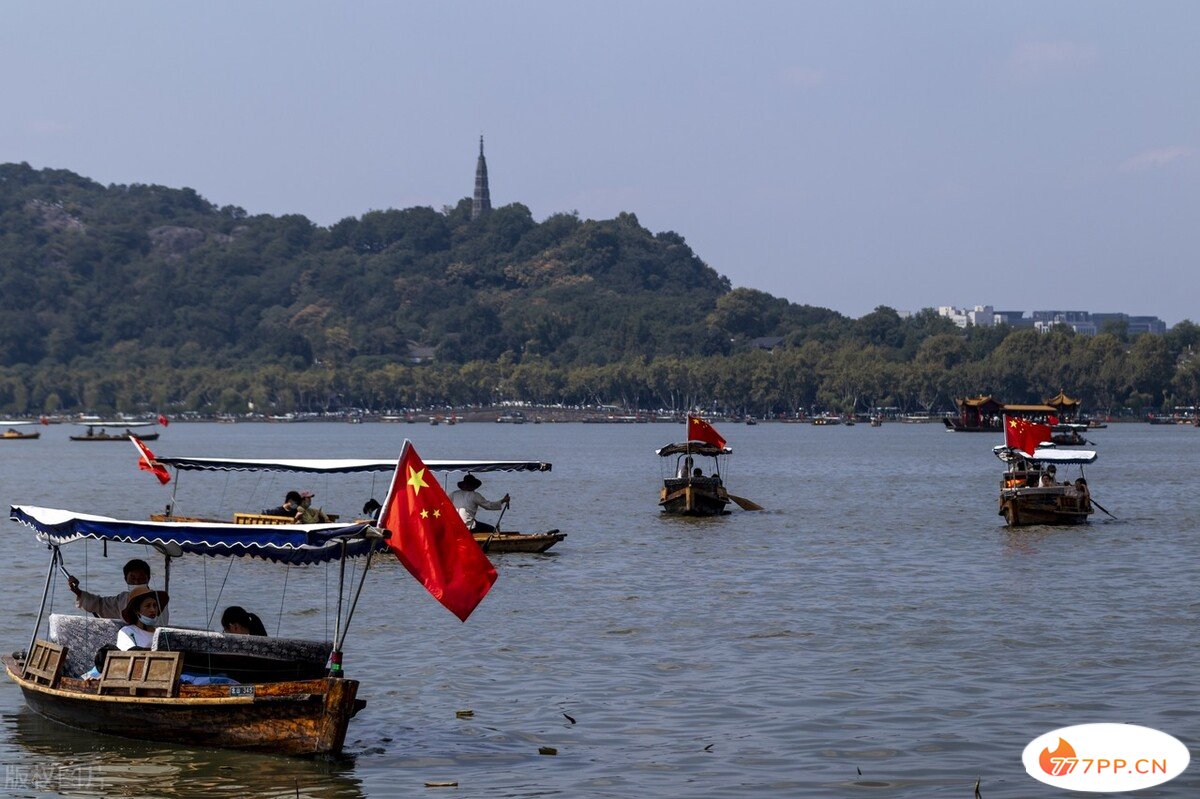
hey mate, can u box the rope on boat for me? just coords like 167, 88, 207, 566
276, 564, 290, 636
205, 557, 236, 630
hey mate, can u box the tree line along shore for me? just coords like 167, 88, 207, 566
0, 163, 1196, 418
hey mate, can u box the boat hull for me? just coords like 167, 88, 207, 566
5, 660, 360, 756
474, 530, 566, 553
659, 482, 730, 516
1, 432, 40, 440
70, 433, 159, 442
999, 488, 1092, 527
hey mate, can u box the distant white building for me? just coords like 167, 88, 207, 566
937, 305, 994, 328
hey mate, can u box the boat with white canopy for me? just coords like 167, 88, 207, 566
70, 421, 159, 442
993, 444, 1097, 526
151, 455, 565, 554
0, 420, 40, 440
6, 505, 383, 755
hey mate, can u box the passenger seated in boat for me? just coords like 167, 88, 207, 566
362, 498, 382, 523
67, 558, 169, 624
116, 586, 169, 651
262, 490, 304, 520
678, 456, 694, 479
1039, 466, 1058, 487
80, 644, 117, 681
451, 474, 509, 533
1073, 477, 1089, 497
296, 490, 331, 524
222, 605, 268, 636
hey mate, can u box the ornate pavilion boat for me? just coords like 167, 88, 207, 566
6, 506, 384, 755
150, 454, 566, 554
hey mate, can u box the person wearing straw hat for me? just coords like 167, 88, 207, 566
450, 473, 509, 533
116, 585, 170, 651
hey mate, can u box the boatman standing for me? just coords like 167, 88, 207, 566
450, 474, 509, 533
67, 558, 170, 625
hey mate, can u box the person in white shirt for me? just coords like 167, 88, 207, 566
116, 585, 169, 651
449, 474, 509, 533
67, 558, 169, 626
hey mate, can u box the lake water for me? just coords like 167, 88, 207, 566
0, 422, 1195, 798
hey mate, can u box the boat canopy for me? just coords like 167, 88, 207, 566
656, 442, 732, 457
10, 505, 385, 565
73, 421, 155, 428
1002, 404, 1058, 414
992, 445, 1098, 465
154, 456, 552, 474
0, 420, 37, 427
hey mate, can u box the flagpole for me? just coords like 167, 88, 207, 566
335, 541, 378, 654
331, 540, 348, 677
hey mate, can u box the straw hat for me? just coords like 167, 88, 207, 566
121, 585, 170, 625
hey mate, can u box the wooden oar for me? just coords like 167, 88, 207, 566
495, 499, 509, 533
729, 494, 763, 511
1090, 496, 1117, 520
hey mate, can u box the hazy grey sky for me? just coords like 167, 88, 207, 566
3, 2, 1197, 323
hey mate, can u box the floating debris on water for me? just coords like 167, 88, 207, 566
562, 712, 576, 724
425, 781, 458, 788
455, 710, 474, 718
539, 746, 558, 756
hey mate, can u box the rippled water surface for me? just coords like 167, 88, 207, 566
0, 422, 1195, 798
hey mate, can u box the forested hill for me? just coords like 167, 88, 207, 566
0, 162, 1197, 417
0, 162, 843, 370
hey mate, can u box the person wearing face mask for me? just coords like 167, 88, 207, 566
116, 586, 169, 650
66, 558, 169, 625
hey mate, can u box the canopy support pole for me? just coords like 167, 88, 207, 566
167, 469, 181, 516
331, 540, 348, 678
164, 554, 171, 594
335, 544, 376, 657
25, 547, 58, 669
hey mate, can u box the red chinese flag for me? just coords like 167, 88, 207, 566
687, 415, 727, 449
130, 436, 170, 485
157, 413, 169, 427
379, 441, 497, 622
1004, 415, 1051, 457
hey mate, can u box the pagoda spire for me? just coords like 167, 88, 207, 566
472, 135, 491, 221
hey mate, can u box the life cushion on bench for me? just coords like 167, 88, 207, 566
152, 627, 332, 665
48, 613, 125, 678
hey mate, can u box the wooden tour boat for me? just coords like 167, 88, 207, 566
149, 454, 565, 555
657, 442, 732, 516
994, 444, 1096, 526
1, 421, 41, 440
70, 421, 160, 442
7, 505, 385, 755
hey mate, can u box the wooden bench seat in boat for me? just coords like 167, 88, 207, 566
151, 627, 332, 683
233, 512, 295, 525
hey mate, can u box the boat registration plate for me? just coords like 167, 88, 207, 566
230, 685, 256, 697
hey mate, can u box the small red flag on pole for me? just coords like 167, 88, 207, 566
687, 415, 727, 449
157, 413, 169, 427
378, 440, 497, 622
131, 436, 170, 485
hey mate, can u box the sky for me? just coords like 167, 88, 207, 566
2, 2, 1197, 324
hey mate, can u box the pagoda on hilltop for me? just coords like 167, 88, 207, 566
471, 136, 491, 221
